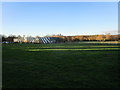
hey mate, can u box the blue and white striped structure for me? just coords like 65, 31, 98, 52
38, 37, 62, 44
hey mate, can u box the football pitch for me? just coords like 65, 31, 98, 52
2, 42, 120, 88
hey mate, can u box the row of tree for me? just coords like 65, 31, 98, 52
52, 34, 119, 42
0, 33, 119, 43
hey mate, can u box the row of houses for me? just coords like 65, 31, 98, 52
13, 36, 63, 44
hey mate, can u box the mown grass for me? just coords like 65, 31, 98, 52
2, 42, 120, 88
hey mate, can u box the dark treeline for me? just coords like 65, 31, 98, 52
0, 33, 120, 43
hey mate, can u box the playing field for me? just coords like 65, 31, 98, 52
2, 42, 120, 88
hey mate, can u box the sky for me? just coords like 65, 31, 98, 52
2, 2, 118, 36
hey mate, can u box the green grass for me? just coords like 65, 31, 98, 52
2, 42, 120, 88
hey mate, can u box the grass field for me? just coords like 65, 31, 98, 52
2, 42, 120, 88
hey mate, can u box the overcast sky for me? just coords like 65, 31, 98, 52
2, 2, 118, 36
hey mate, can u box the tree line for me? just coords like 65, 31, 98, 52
52, 34, 119, 42
0, 33, 119, 43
